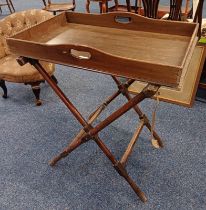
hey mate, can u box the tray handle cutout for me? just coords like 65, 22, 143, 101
115, 16, 132, 24
62, 49, 91, 60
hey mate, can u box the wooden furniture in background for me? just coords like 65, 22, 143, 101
42, 0, 75, 15
129, 46, 206, 107
134, 0, 184, 21
7, 12, 198, 202
86, 0, 115, 13
0, 9, 57, 106
167, 0, 183, 20
140, 0, 160, 18
188, 0, 206, 90
129, 0, 206, 104
124, 0, 183, 20
0, 0, 15, 14
108, 0, 190, 18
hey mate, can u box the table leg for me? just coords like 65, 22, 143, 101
94, 136, 147, 202
88, 84, 159, 137
18, 57, 161, 202
50, 131, 88, 166
24, 58, 89, 128
50, 98, 113, 165
120, 120, 145, 167
50, 81, 161, 168
111, 76, 163, 148
49, 89, 121, 166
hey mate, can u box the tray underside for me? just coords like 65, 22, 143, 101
7, 12, 198, 87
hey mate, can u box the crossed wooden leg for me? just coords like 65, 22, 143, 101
18, 57, 163, 202
0, 79, 7, 98
47, 83, 156, 203
111, 76, 163, 148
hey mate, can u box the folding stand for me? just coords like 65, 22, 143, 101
17, 57, 163, 202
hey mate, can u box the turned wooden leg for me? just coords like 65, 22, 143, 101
114, 0, 119, 10
51, 75, 58, 84
49, 133, 87, 166
86, 0, 90, 13
106, 0, 109, 12
30, 82, 42, 106
99, 2, 103, 13
94, 136, 147, 202
126, 0, 131, 12
101, 0, 107, 13
111, 76, 164, 148
0, 80, 7, 98
50, 103, 106, 166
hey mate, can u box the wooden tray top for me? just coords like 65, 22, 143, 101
7, 12, 198, 87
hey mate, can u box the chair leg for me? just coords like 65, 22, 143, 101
106, 0, 109, 12
6, 0, 13, 13
30, 82, 42, 106
8, 0, 15, 12
114, 0, 118, 10
0, 80, 7, 99
99, 2, 103, 13
86, 0, 90, 13
101, 0, 107, 13
51, 75, 58, 84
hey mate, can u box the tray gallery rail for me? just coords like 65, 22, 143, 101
7, 11, 198, 87
7, 12, 199, 202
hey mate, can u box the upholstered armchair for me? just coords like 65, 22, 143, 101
42, 0, 76, 15
0, 9, 57, 106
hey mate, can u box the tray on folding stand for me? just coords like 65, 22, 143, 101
7, 12, 199, 202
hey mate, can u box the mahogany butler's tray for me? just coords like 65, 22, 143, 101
7, 12, 198, 88
5, 12, 201, 202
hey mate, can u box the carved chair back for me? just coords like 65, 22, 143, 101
167, 0, 183, 20
141, 0, 160, 18
140, 0, 183, 20
0, 0, 15, 13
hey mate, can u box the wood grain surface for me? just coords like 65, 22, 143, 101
129, 46, 206, 107
7, 12, 198, 87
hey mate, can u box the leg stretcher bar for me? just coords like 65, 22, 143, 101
18, 57, 164, 202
